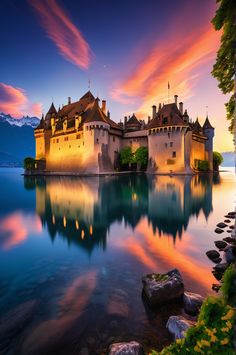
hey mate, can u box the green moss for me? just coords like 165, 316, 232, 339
221, 264, 236, 307
151, 274, 169, 282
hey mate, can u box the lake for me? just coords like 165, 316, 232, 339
0, 168, 235, 354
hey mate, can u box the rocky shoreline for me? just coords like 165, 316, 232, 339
108, 210, 236, 354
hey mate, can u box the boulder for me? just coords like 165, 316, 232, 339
215, 228, 224, 234
166, 316, 195, 340
206, 250, 220, 262
142, 269, 184, 306
108, 341, 144, 355
212, 270, 223, 281
183, 292, 204, 315
213, 262, 228, 273
224, 220, 231, 223
227, 230, 232, 233
223, 245, 236, 264
228, 211, 236, 217
217, 222, 227, 228
214, 240, 227, 250
212, 284, 221, 292
223, 236, 236, 244
229, 225, 235, 230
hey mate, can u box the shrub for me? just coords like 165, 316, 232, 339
221, 264, 236, 307
195, 159, 209, 172
24, 157, 36, 170
134, 147, 148, 167
120, 146, 134, 165
213, 151, 224, 171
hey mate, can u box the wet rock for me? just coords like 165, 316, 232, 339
108, 341, 144, 355
228, 211, 236, 217
214, 240, 227, 250
212, 270, 223, 281
79, 347, 89, 355
212, 257, 222, 264
223, 236, 236, 244
227, 230, 232, 233
183, 292, 204, 315
224, 219, 231, 223
0, 300, 38, 350
215, 228, 224, 234
229, 225, 235, 230
217, 222, 227, 229
212, 284, 221, 292
107, 289, 129, 317
206, 250, 220, 262
142, 269, 184, 306
223, 245, 236, 264
166, 316, 195, 340
213, 263, 228, 273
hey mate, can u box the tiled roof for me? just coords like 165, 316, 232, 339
126, 114, 141, 127
147, 103, 188, 129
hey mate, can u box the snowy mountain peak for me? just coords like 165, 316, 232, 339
0, 112, 40, 128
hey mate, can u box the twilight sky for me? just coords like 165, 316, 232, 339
0, 0, 233, 152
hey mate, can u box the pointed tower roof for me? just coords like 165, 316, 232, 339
84, 98, 108, 124
80, 91, 95, 101
45, 102, 57, 121
203, 116, 214, 129
126, 114, 141, 126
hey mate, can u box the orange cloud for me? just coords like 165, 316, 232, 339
31, 0, 93, 69
111, 9, 220, 118
0, 212, 42, 250
0, 82, 42, 118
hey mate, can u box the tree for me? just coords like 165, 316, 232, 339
134, 146, 148, 168
120, 146, 134, 166
211, 0, 236, 133
213, 151, 224, 171
24, 157, 36, 170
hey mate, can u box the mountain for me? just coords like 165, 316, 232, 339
221, 151, 235, 167
0, 120, 35, 167
0, 112, 40, 128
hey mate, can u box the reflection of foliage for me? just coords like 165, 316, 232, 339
134, 147, 148, 166
213, 151, 224, 171
24, 177, 37, 190
211, 0, 236, 133
151, 266, 236, 354
194, 159, 209, 172
24, 157, 36, 170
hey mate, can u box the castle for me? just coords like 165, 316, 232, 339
34, 90, 214, 174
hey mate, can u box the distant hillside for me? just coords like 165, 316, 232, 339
0, 112, 40, 128
0, 121, 35, 167
221, 151, 235, 167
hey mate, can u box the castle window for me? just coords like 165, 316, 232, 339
168, 132, 170, 138
165, 143, 168, 148
163, 117, 168, 124
172, 151, 176, 158
113, 136, 115, 142
64, 137, 69, 141
130, 140, 132, 144
97, 138, 99, 143
56, 138, 59, 143
76, 134, 81, 139
170, 142, 173, 147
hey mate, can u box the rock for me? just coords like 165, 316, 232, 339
183, 292, 204, 315
223, 236, 236, 244
79, 347, 89, 355
223, 245, 236, 264
224, 219, 231, 223
142, 269, 184, 306
212, 284, 221, 292
212, 270, 223, 281
228, 211, 236, 217
206, 250, 220, 262
215, 228, 224, 234
213, 263, 228, 273
214, 240, 227, 250
227, 230, 232, 233
166, 316, 195, 340
217, 222, 227, 228
108, 341, 144, 355
229, 225, 235, 230
212, 257, 222, 264
107, 289, 129, 317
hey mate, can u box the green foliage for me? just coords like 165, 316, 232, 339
221, 264, 236, 307
194, 159, 210, 172
24, 157, 36, 170
211, 0, 236, 132
213, 151, 224, 170
134, 146, 148, 166
150, 296, 236, 355
120, 146, 134, 165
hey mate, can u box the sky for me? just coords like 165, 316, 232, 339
0, 0, 234, 152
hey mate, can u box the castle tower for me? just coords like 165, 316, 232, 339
203, 116, 214, 171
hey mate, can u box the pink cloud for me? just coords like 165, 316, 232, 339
0, 82, 42, 118
31, 0, 93, 69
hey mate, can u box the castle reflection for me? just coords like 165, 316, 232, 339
25, 173, 214, 253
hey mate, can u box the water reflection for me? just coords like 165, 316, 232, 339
24, 174, 214, 253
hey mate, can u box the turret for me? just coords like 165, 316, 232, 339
203, 116, 214, 171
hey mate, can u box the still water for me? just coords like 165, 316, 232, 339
0, 168, 235, 354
